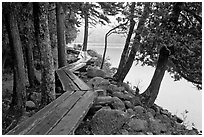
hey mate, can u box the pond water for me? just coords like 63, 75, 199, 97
71, 43, 202, 130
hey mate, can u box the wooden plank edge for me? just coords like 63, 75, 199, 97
6, 90, 75, 135
48, 91, 97, 135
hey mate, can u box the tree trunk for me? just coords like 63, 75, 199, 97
114, 3, 150, 83
56, 2, 66, 68
36, 2, 56, 106
82, 3, 89, 51
4, 3, 27, 115
25, 43, 39, 87
113, 2, 136, 81
141, 46, 170, 107
100, 21, 128, 70
2, 51, 8, 71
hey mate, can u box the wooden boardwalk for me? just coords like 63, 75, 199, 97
7, 63, 97, 135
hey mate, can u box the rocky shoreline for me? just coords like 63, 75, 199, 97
65, 48, 201, 135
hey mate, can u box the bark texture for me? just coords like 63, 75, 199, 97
114, 3, 150, 83
4, 3, 27, 115
82, 3, 89, 51
141, 46, 170, 107
37, 2, 56, 106
113, 2, 136, 81
56, 2, 66, 68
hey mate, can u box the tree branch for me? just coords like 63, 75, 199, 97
171, 57, 202, 85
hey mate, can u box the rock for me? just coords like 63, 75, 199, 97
147, 108, 156, 117
87, 77, 110, 90
185, 130, 199, 135
176, 116, 183, 123
124, 101, 134, 109
111, 97, 126, 111
126, 108, 135, 117
75, 121, 92, 135
120, 129, 129, 135
133, 106, 146, 114
95, 96, 113, 105
112, 92, 133, 101
26, 101, 36, 109
151, 104, 161, 113
147, 111, 154, 119
106, 84, 121, 94
121, 82, 135, 95
91, 109, 128, 135
130, 96, 142, 106
149, 119, 168, 134
146, 132, 153, 135
95, 89, 106, 96
87, 67, 107, 78
127, 118, 148, 131
160, 109, 169, 116
30, 92, 42, 102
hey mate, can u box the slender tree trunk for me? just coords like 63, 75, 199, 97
141, 46, 170, 107
56, 2, 66, 68
100, 21, 128, 69
4, 3, 27, 115
36, 2, 55, 106
82, 3, 89, 51
2, 51, 8, 71
114, 3, 150, 83
113, 2, 136, 81
101, 33, 108, 69
33, 2, 42, 69
25, 43, 38, 87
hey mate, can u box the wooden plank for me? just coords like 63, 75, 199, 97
26, 91, 86, 135
48, 91, 97, 135
63, 69, 91, 91
69, 62, 86, 72
7, 90, 75, 135
56, 69, 79, 91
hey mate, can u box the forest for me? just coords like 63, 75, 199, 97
2, 2, 202, 135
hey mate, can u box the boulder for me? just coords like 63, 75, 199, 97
149, 119, 168, 134
126, 108, 135, 117
147, 108, 156, 117
111, 97, 126, 111
91, 108, 128, 135
120, 129, 129, 135
30, 92, 42, 103
121, 82, 135, 95
112, 92, 133, 101
95, 96, 113, 105
87, 77, 110, 90
106, 84, 120, 94
95, 89, 107, 96
130, 96, 142, 106
124, 100, 134, 109
87, 67, 107, 78
127, 118, 148, 131
26, 101, 36, 109
133, 106, 146, 114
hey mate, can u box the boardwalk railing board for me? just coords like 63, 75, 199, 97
56, 69, 79, 91
64, 69, 91, 91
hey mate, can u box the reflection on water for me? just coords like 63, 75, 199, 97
87, 45, 202, 130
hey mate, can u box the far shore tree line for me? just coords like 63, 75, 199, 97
2, 2, 201, 123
